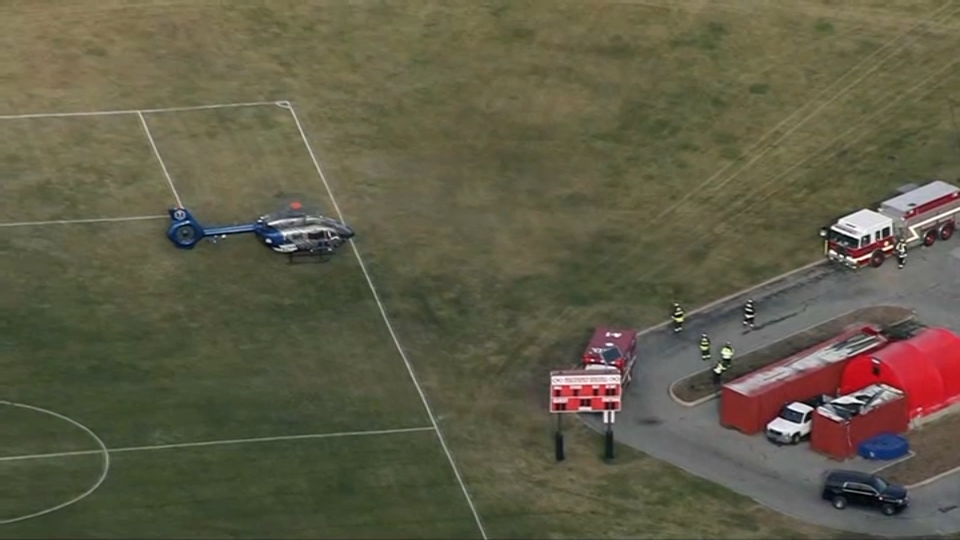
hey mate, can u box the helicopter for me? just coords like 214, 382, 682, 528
165, 201, 355, 258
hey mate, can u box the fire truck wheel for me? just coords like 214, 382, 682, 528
923, 229, 938, 246
869, 250, 885, 268
939, 222, 955, 241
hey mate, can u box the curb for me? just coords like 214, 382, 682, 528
907, 463, 960, 489
636, 259, 827, 338
664, 306, 915, 408
577, 411, 924, 539
870, 450, 915, 475
667, 373, 719, 407
870, 406, 960, 489
872, 449, 960, 490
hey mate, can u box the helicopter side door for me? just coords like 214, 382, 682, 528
285, 230, 305, 244
305, 228, 336, 251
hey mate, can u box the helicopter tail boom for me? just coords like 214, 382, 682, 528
167, 207, 261, 249
204, 223, 258, 236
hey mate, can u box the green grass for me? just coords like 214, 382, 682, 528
0, 404, 105, 523
0, 456, 103, 525
0, 404, 104, 458
4, 433, 477, 539
0, 116, 172, 220
2, 219, 430, 443
3, 0, 960, 538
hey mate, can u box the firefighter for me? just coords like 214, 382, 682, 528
720, 342, 735, 369
712, 361, 726, 385
743, 299, 756, 329
895, 238, 907, 270
699, 333, 711, 362
672, 303, 685, 333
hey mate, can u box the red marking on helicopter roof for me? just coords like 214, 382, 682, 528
290, 201, 302, 210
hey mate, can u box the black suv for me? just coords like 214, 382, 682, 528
822, 469, 909, 516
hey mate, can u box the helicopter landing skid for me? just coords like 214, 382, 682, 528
287, 250, 332, 264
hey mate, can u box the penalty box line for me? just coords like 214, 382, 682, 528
0, 100, 290, 121
0, 215, 168, 228
0, 426, 436, 464
285, 102, 489, 540
137, 111, 183, 208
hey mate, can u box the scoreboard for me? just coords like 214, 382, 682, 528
549, 369, 622, 413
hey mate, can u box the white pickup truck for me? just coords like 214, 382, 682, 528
765, 395, 831, 445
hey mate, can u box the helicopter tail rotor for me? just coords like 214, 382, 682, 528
166, 207, 205, 249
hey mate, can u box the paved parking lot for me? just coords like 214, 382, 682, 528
585, 245, 960, 537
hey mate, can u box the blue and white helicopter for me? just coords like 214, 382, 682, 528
165, 201, 355, 257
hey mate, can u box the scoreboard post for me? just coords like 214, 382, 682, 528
549, 369, 622, 462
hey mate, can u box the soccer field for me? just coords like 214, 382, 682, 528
4, 1, 960, 538
0, 103, 482, 538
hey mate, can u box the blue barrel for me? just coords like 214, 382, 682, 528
858, 433, 910, 460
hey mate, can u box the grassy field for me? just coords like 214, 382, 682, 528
3, 0, 960, 538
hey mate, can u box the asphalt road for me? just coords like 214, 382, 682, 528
583, 244, 960, 537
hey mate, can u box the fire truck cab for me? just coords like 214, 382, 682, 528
582, 327, 639, 386
821, 180, 960, 269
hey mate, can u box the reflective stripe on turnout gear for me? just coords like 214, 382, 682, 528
699, 337, 710, 351
713, 364, 725, 374
672, 307, 684, 322
744, 303, 755, 316
720, 346, 734, 359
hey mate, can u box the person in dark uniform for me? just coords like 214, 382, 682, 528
720, 342, 735, 369
699, 333, 711, 362
712, 361, 726, 385
672, 303, 685, 333
743, 299, 756, 329
895, 239, 907, 270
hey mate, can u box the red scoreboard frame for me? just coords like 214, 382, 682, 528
549, 369, 622, 413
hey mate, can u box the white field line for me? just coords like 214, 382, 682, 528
0, 426, 435, 464
137, 111, 183, 207
0, 215, 167, 228
283, 101, 489, 540
0, 100, 287, 121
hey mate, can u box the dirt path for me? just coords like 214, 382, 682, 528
671, 305, 916, 404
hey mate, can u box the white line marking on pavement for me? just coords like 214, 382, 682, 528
0, 426, 436, 464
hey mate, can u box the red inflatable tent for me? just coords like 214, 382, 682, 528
840, 327, 960, 419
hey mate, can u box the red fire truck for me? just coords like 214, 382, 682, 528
821, 180, 960, 269
581, 327, 639, 386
